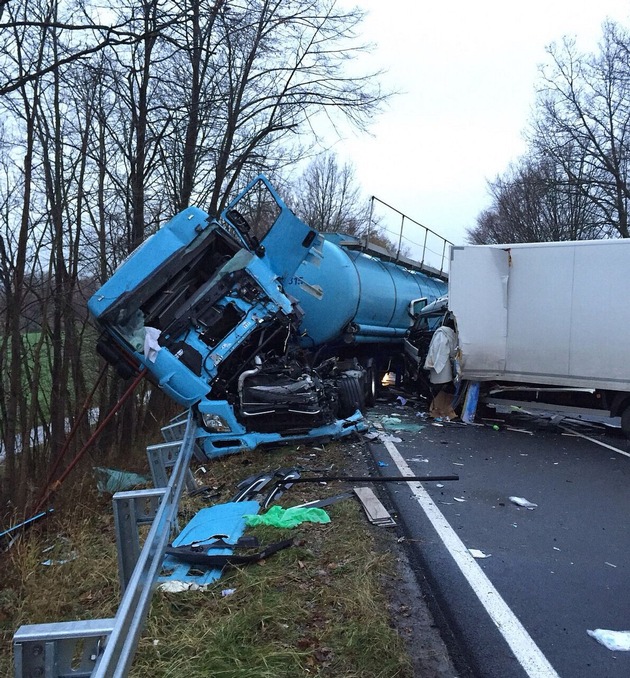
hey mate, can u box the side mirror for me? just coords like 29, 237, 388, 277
408, 297, 428, 319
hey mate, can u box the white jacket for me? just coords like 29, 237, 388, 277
424, 326, 457, 385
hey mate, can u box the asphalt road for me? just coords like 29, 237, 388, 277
366, 402, 630, 678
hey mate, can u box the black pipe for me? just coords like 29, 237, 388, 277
279, 474, 459, 484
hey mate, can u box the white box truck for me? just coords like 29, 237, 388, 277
448, 239, 630, 435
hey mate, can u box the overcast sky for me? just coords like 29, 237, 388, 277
328, 0, 630, 260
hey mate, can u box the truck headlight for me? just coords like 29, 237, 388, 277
201, 413, 232, 432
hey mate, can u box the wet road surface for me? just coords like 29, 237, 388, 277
366, 403, 630, 678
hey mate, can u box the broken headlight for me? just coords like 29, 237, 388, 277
201, 413, 232, 432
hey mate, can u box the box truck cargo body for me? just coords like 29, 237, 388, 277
448, 239, 630, 434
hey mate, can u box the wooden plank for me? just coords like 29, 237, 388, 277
353, 487, 396, 527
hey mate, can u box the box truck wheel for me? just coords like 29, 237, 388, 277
621, 405, 630, 438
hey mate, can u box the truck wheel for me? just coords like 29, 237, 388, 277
621, 406, 630, 439
338, 375, 366, 417
365, 365, 377, 407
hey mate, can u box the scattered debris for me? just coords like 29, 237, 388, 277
468, 549, 491, 559
221, 588, 236, 597
166, 538, 293, 568
379, 433, 403, 443
587, 629, 630, 651
158, 581, 210, 593
161, 500, 260, 587
41, 553, 78, 567
93, 466, 149, 494
353, 487, 396, 527
604, 562, 617, 568
509, 496, 538, 510
231, 467, 301, 508
244, 505, 331, 529
40, 537, 77, 566
453, 497, 466, 503
292, 492, 354, 509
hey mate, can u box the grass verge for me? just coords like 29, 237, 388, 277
1, 433, 414, 677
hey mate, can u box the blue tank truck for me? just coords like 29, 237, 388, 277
88, 175, 447, 458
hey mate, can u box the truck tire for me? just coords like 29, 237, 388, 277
338, 375, 366, 418
621, 405, 630, 439
365, 365, 377, 407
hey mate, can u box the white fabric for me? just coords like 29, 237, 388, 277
143, 326, 162, 363
424, 326, 457, 384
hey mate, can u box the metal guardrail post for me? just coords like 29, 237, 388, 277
112, 488, 166, 592
146, 440, 196, 492
14, 619, 116, 678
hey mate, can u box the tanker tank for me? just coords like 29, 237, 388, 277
284, 233, 448, 347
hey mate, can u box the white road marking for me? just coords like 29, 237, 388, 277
559, 425, 630, 459
381, 437, 560, 678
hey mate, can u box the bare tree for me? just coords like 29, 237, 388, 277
0, 0, 389, 509
292, 152, 371, 233
531, 21, 630, 238
200, 0, 385, 215
467, 154, 604, 244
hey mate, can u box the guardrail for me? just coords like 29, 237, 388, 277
13, 411, 197, 678
366, 195, 453, 280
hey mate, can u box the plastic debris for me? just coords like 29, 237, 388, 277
40, 537, 77, 566
384, 421, 425, 433
221, 588, 236, 597
94, 466, 149, 494
158, 581, 210, 593
509, 496, 538, 510
396, 396, 407, 406
587, 629, 630, 651
379, 434, 402, 443
243, 505, 331, 529
453, 497, 466, 503
41, 554, 77, 566
378, 461, 388, 467
469, 549, 491, 559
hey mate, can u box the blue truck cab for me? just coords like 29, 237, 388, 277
89, 176, 368, 457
